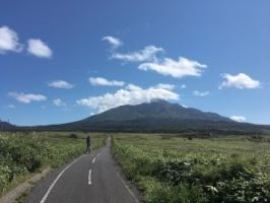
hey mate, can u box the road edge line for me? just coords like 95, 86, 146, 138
40, 156, 81, 203
116, 172, 140, 203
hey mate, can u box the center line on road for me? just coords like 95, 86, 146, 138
92, 157, 96, 164
88, 169, 92, 185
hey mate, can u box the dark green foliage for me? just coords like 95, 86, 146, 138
112, 134, 270, 203
0, 133, 85, 193
69, 133, 78, 139
0, 132, 105, 194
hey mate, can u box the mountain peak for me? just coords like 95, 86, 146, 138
86, 100, 230, 123
38, 101, 265, 134
150, 99, 171, 104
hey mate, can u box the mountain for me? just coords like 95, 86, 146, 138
81, 100, 231, 123
36, 100, 268, 134
0, 120, 17, 131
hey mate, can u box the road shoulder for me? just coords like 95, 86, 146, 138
109, 138, 141, 203
0, 168, 51, 203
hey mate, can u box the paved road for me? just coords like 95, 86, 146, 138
24, 138, 139, 203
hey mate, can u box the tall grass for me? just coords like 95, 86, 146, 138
112, 134, 270, 203
0, 132, 105, 194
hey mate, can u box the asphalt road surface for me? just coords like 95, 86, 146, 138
24, 138, 139, 203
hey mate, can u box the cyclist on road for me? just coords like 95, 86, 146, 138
86, 136, 91, 153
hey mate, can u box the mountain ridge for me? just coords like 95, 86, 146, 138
84, 100, 232, 122
31, 100, 269, 134
0, 120, 16, 131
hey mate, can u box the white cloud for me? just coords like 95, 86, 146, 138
0, 26, 22, 54
109, 43, 206, 79
182, 104, 188, 108
89, 77, 125, 87
155, 83, 175, 90
9, 92, 47, 103
230, 115, 247, 123
102, 36, 122, 49
27, 39, 52, 58
219, 73, 260, 89
53, 98, 66, 107
193, 90, 210, 97
77, 84, 179, 112
181, 84, 187, 89
138, 57, 207, 78
48, 80, 74, 89
112, 45, 164, 62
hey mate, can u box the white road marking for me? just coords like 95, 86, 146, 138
116, 172, 139, 203
92, 157, 96, 164
40, 157, 81, 203
88, 169, 92, 185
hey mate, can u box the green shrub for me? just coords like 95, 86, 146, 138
0, 165, 12, 192
0, 133, 87, 193
69, 133, 78, 139
112, 134, 270, 203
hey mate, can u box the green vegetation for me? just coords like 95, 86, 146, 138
112, 134, 270, 203
0, 131, 105, 195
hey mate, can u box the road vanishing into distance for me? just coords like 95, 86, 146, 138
24, 138, 139, 203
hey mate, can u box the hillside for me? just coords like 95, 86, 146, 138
83, 100, 232, 122
34, 100, 268, 134
0, 120, 17, 131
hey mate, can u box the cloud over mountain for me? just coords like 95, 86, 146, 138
77, 83, 179, 112
230, 115, 247, 122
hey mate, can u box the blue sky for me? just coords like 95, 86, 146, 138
0, 0, 269, 126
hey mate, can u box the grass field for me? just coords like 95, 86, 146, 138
0, 131, 105, 195
112, 134, 270, 203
